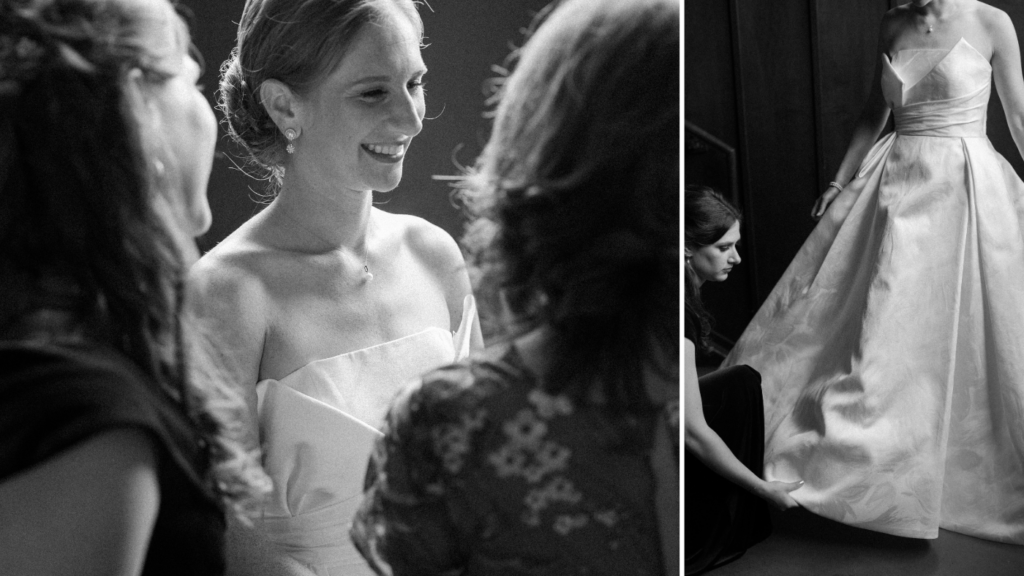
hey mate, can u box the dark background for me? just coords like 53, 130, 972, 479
179, 0, 552, 253
685, 0, 1024, 352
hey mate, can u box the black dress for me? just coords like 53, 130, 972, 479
0, 342, 226, 576
351, 344, 673, 576
684, 311, 771, 575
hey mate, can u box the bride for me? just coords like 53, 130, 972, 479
189, 0, 482, 573
726, 0, 1024, 544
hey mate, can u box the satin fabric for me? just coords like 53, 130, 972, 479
724, 38, 1024, 543
254, 296, 481, 575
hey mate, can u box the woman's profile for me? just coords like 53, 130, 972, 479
0, 0, 269, 573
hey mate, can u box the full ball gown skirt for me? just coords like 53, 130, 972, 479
723, 38, 1024, 543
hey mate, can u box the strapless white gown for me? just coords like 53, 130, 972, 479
724, 38, 1024, 543
254, 295, 481, 575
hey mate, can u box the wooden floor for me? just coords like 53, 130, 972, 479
705, 505, 1024, 576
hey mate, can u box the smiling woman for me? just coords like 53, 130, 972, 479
187, 1, 483, 574
259, 9, 427, 196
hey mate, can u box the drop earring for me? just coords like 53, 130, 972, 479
285, 128, 299, 154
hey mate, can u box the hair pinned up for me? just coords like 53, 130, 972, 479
218, 0, 422, 191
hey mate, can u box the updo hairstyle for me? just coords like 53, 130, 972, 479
218, 0, 422, 189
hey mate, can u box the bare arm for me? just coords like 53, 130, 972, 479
187, 258, 288, 575
408, 216, 484, 351
989, 9, 1024, 160
186, 258, 266, 436
813, 17, 894, 219
0, 430, 159, 576
683, 339, 800, 510
443, 244, 483, 351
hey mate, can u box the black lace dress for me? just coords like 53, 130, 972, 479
352, 344, 678, 576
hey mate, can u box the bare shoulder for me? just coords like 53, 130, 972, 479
879, 6, 910, 48
189, 234, 269, 312
881, 5, 911, 29
977, 2, 1015, 35
386, 211, 466, 277
382, 210, 473, 322
187, 230, 273, 348
881, 5, 906, 27
974, 3, 1019, 62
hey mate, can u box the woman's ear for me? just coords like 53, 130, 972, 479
260, 79, 301, 134
683, 246, 692, 259
124, 67, 145, 95
123, 67, 157, 122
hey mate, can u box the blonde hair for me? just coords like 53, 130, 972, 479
218, 0, 422, 190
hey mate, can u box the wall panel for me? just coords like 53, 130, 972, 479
811, 1, 891, 189
684, 0, 756, 348
731, 0, 820, 300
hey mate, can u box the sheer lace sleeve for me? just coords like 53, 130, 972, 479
350, 370, 471, 576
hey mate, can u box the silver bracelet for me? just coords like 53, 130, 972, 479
828, 181, 845, 192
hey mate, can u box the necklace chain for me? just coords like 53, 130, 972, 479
273, 203, 374, 283
920, 3, 961, 35
362, 218, 374, 282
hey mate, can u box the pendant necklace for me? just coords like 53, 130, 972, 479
361, 219, 374, 282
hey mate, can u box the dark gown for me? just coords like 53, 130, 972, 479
0, 342, 227, 576
684, 311, 772, 575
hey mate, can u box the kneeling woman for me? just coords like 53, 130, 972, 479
684, 185, 801, 575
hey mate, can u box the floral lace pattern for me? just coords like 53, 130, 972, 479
350, 345, 677, 576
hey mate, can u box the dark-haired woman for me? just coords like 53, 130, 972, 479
0, 0, 269, 574
684, 185, 800, 575
187, 0, 482, 573
351, 0, 679, 574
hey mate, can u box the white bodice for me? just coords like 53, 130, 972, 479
254, 295, 480, 574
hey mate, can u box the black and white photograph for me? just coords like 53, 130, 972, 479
1, 0, 679, 574
686, 0, 1024, 574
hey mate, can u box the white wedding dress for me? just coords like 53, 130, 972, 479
254, 295, 481, 575
725, 38, 1024, 543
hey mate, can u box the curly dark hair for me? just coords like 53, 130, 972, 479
458, 0, 679, 413
0, 0, 269, 515
217, 0, 422, 192
684, 184, 741, 351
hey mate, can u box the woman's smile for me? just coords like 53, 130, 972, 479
360, 142, 408, 163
